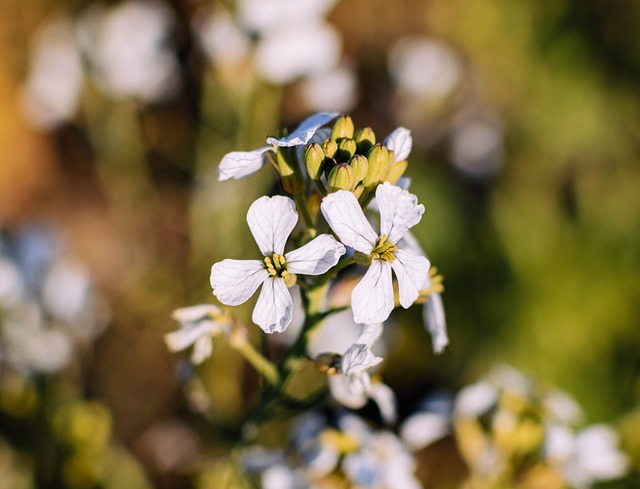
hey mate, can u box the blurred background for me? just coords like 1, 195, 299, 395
1, 0, 640, 487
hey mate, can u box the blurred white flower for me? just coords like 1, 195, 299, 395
400, 394, 452, 451
86, 0, 180, 103
321, 183, 429, 324
42, 258, 90, 322
21, 15, 84, 129
454, 381, 498, 418
0, 258, 25, 306
450, 113, 504, 179
194, 8, 251, 67
237, 0, 337, 34
164, 304, 232, 364
388, 36, 461, 100
299, 65, 358, 113
255, 23, 342, 85
210, 195, 345, 333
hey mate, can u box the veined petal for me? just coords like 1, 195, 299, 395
285, 234, 345, 275
266, 112, 338, 147
218, 147, 273, 181
352, 260, 394, 324
341, 344, 383, 375
424, 292, 448, 354
210, 259, 268, 306
355, 323, 383, 347
391, 248, 430, 309
252, 277, 293, 333
383, 127, 412, 162
321, 190, 377, 253
247, 195, 298, 255
376, 182, 425, 244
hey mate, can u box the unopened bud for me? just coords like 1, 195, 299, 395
363, 144, 389, 188
304, 143, 325, 180
322, 138, 338, 159
349, 154, 368, 184
327, 163, 355, 193
352, 183, 365, 199
323, 158, 337, 180
276, 148, 303, 194
337, 138, 356, 161
330, 115, 354, 140
385, 159, 408, 184
354, 127, 376, 154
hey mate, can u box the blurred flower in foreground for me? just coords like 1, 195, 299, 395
450, 111, 504, 180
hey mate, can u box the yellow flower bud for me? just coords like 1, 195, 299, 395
362, 144, 389, 188
385, 159, 408, 184
337, 138, 356, 161
322, 138, 338, 159
349, 154, 368, 184
330, 115, 354, 140
327, 163, 355, 193
354, 126, 376, 154
304, 143, 325, 180
276, 148, 303, 194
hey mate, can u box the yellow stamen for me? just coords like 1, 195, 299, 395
264, 253, 287, 277
370, 234, 397, 262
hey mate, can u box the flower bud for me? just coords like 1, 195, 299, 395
330, 115, 354, 140
385, 159, 408, 184
352, 183, 364, 199
304, 143, 325, 180
314, 352, 341, 375
327, 163, 355, 193
349, 154, 368, 184
275, 148, 303, 194
337, 138, 356, 161
354, 127, 376, 154
322, 138, 338, 159
362, 144, 389, 188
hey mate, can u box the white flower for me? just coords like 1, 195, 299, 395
321, 182, 429, 324
340, 343, 383, 398
210, 195, 345, 333
217, 112, 338, 181
383, 127, 413, 162
164, 304, 231, 364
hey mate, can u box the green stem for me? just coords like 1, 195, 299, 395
229, 335, 280, 386
294, 193, 316, 236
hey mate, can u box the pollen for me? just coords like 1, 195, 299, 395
264, 253, 287, 277
370, 234, 397, 262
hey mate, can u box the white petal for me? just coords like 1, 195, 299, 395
341, 344, 383, 375
352, 260, 394, 324
172, 304, 221, 323
424, 292, 448, 354
355, 323, 383, 347
383, 127, 412, 162
252, 277, 293, 333
391, 248, 430, 309
321, 190, 377, 253
217, 147, 272, 181
191, 334, 214, 364
285, 234, 345, 275
369, 381, 397, 424
266, 112, 338, 147
329, 375, 367, 409
401, 412, 450, 451
376, 183, 425, 244
210, 259, 268, 306
247, 195, 298, 255
164, 322, 215, 352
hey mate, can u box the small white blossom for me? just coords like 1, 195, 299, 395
218, 112, 338, 180
210, 195, 345, 333
164, 304, 231, 364
383, 127, 413, 162
321, 182, 429, 324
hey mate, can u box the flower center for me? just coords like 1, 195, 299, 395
370, 234, 397, 262
264, 253, 287, 277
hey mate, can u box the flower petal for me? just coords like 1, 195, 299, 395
210, 259, 268, 306
383, 127, 412, 162
218, 147, 273, 181
192, 334, 214, 364
321, 190, 377, 253
391, 248, 430, 309
424, 292, 448, 354
252, 277, 293, 333
164, 322, 214, 352
285, 234, 345, 275
355, 323, 383, 347
369, 381, 397, 424
341, 344, 383, 375
329, 375, 367, 409
247, 195, 298, 255
376, 182, 424, 244
172, 304, 221, 323
352, 260, 394, 324
266, 112, 338, 147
